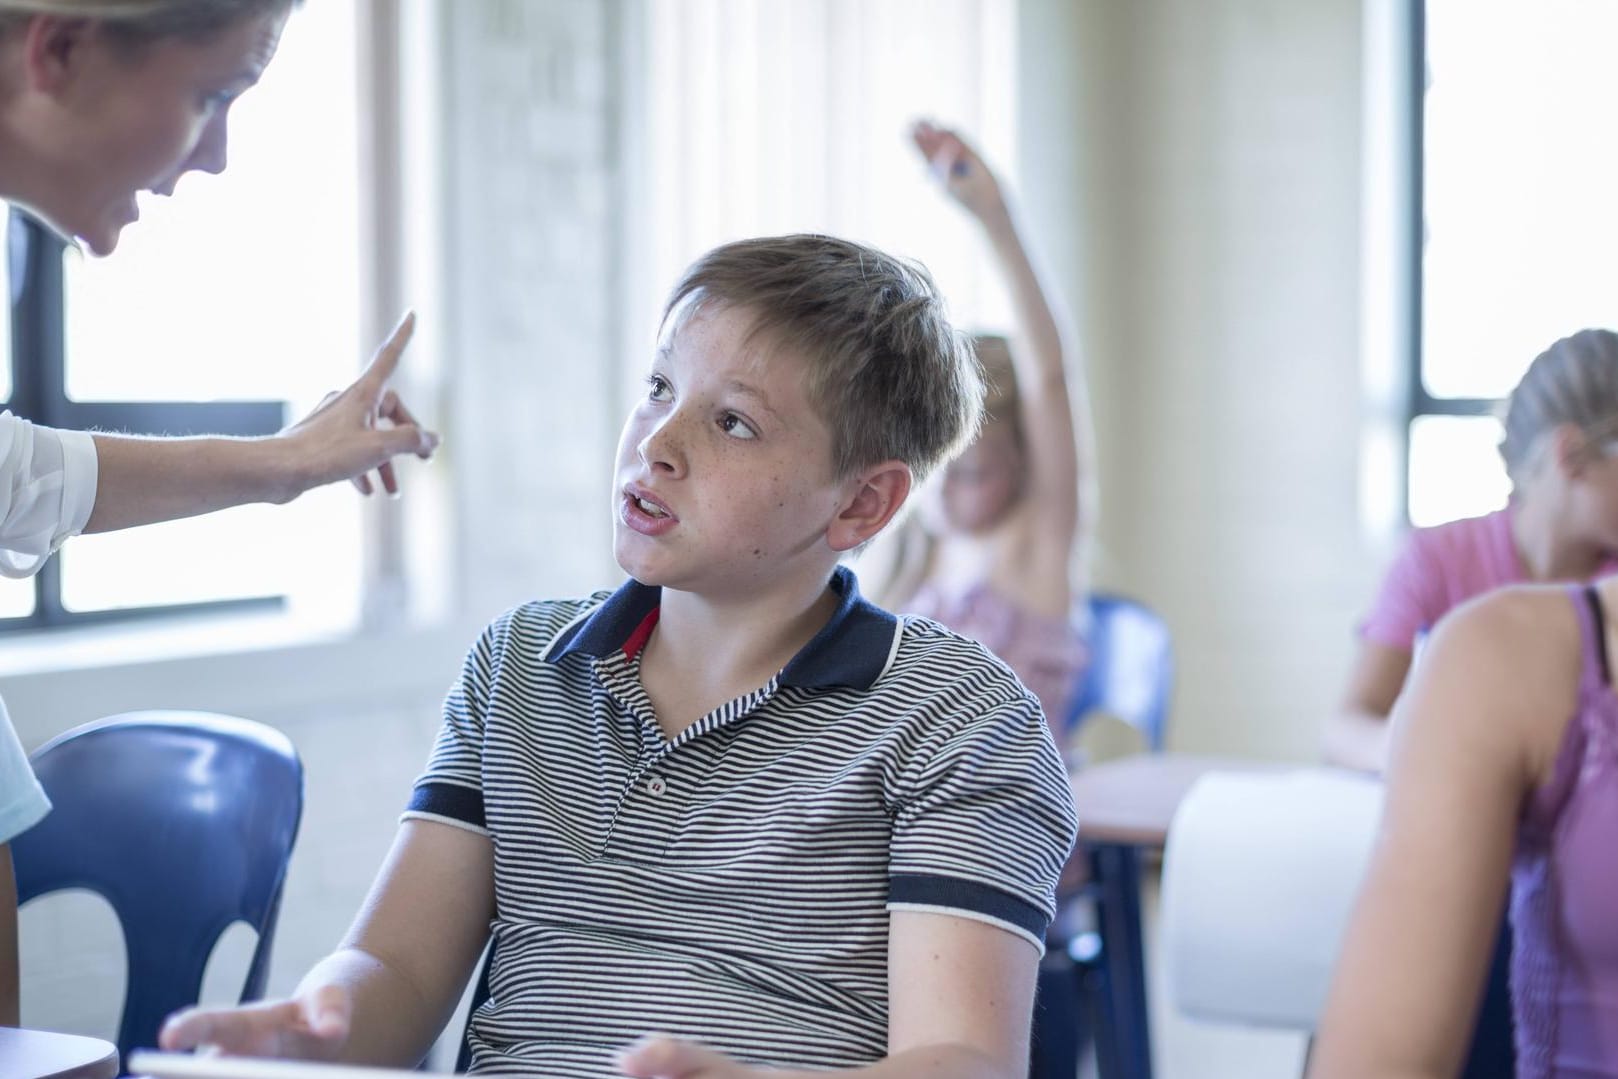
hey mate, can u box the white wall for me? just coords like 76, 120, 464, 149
1022, 0, 1383, 763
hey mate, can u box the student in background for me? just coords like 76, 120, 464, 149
1312, 570, 1618, 1078
875, 120, 1096, 747
1329, 328, 1618, 773
0, 0, 438, 1026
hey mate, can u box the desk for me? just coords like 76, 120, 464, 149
1069, 753, 1288, 1079
0, 1027, 118, 1079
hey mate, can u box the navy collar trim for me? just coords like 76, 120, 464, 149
541, 565, 899, 691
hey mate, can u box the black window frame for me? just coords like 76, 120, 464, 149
2, 209, 287, 632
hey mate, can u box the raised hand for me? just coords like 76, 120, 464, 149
278, 311, 441, 498
910, 119, 1006, 222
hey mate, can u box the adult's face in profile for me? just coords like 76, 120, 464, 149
3, 4, 289, 255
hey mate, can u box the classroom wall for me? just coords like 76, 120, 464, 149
1020, 0, 1383, 763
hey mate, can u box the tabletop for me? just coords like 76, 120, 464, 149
0, 1026, 118, 1079
1069, 752, 1293, 847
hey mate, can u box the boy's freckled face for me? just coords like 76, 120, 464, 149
613, 305, 848, 596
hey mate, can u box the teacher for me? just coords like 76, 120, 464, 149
0, 0, 440, 1023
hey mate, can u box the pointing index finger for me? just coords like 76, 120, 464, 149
361, 310, 417, 388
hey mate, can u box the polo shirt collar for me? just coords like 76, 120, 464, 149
541, 565, 899, 691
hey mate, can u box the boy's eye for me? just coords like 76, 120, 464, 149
645, 374, 673, 401
719, 412, 757, 440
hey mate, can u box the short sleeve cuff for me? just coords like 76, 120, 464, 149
0, 781, 50, 846
56, 427, 98, 541
888, 872, 1050, 952
403, 780, 488, 836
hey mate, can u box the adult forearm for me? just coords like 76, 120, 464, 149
85, 434, 303, 534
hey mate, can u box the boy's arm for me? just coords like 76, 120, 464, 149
0, 844, 16, 1027
161, 819, 493, 1067
619, 912, 1035, 1079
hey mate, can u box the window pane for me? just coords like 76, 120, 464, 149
0, 576, 32, 619
62, 0, 359, 404
54, 1, 363, 624
1423, 0, 1618, 400
1408, 414, 1510, 528
59, 485, 360, 619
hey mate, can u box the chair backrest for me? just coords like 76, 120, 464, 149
1159, 768, 1381, 1029
12, 711, 303, 1066
1064, 592, 1175, 751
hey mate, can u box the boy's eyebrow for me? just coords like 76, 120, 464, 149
725, 379, 783, 419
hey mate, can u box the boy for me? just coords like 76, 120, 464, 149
161, 235, 1078, 1078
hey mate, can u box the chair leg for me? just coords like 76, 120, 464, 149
1087, 843, 1152, 1079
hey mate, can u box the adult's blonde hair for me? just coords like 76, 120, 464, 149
1500, 328, 1618, 487
0, 0, 294, 45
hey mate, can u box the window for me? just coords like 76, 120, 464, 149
1, 0, 363, 631
1412, 0, 1618, 525
624, 0, 1018, 402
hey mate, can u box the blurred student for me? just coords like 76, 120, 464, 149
1313, 567, 1618, 1078
1330, 329, 1618, 773
876, 121, 1095, 747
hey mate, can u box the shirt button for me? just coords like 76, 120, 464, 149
645, 775, 667, 795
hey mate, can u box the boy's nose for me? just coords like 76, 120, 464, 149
638, 414, 688, 477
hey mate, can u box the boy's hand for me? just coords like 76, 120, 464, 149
910, 119, 1005, 222
158, 985, 352, 1061
617, 1035, 781, 1079
277, 311, 441, 500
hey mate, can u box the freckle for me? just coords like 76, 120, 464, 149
752, 549, 762, 556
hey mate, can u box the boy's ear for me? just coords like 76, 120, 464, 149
827, 461, 912, 553
21, 16, 94, 95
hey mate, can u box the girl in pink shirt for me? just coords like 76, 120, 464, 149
1330, 329, 1618, 774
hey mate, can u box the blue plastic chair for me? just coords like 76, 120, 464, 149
1063, 593, 1175, 751
1038, 594, 1173, 1079
12, 711, 303, 1070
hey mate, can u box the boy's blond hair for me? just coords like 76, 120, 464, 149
663, 234, 983, 483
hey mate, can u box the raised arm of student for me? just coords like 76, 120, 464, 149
910, 120, 1091, 584
618, 911, 1038, 1079
1310, 589, 1572, 1078
81, 313, 439, 536
158, 819, 492, 1067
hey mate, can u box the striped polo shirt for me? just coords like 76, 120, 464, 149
405, 566, 1077, 1076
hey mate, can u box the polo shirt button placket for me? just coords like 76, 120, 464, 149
645, 775, 667, 796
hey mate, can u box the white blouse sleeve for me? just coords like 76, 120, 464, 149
0, 411, 99, 579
